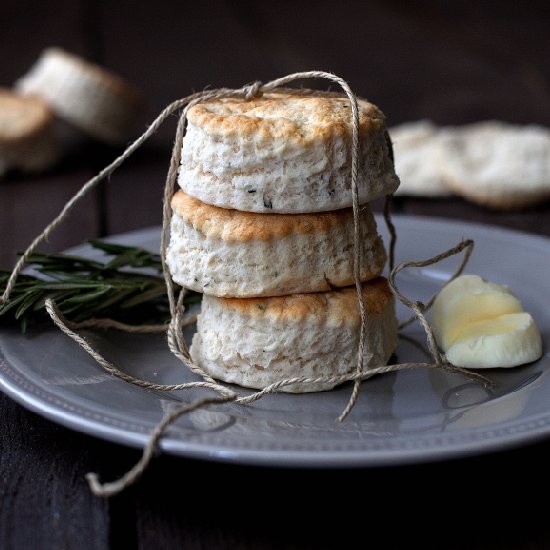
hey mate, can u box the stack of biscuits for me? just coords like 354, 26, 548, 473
166, 88, 401, 393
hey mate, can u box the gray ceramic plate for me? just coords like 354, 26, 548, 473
0, 215, 549, 467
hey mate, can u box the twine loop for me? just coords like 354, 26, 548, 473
243, 80, 263, 100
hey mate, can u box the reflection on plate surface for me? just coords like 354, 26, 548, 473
0, 215, 548, 467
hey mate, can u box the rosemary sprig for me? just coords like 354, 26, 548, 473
0, 240, 200, 332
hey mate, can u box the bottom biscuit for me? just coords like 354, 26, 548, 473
190, 277, 398, 393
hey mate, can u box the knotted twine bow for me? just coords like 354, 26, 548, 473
0, 70, 489, 497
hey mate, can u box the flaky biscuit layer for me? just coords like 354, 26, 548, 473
179, 89, 399, 213
167, 190, 387, 297
190, 277, 399, 392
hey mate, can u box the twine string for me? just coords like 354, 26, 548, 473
53, 315, 193, 333
396, 237, 474, 331
85, 394, 234, 498
1, 70, 487, 497
45, 298, 235, 394
388, 240, 473, 365
383, 194, 397, 273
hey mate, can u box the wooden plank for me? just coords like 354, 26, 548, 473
102, 146, 167, 237
123, 447, 550, 549
97, 0, 550, 141
1, 0, 91, 85
400, 197, 550, 238
0, 393, 110, 550
0, 168, 101, 269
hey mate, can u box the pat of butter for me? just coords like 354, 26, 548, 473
431, 275, 542, 369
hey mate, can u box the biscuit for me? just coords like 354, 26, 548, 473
178, 89, 399, 213
167, 190, 387, 297
190, 277, 399, 392
15, 47, 141, 146
439, 121, 550, 209
389, 120, 452, 197
0, 88, 59, 176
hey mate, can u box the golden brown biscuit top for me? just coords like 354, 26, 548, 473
186, 89, 385, 141
0, 88, 53, 140
214, 277, 393, 323
171, 189, 371, 242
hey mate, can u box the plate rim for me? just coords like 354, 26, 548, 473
0, 213, 549, 468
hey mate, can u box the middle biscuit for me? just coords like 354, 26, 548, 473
167, 189, 387, 297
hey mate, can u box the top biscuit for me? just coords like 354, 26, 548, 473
179, 89, 399, 213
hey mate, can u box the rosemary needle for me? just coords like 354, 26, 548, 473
0, 241, 200, 332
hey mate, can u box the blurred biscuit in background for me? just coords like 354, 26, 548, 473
389, 119, 550, 210
389, 120, 451, 197
439, 121, 550, 210
15, 47, 142, 147
0, 88, 59, 177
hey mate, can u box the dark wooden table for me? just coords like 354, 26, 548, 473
2, 1, 550, 548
